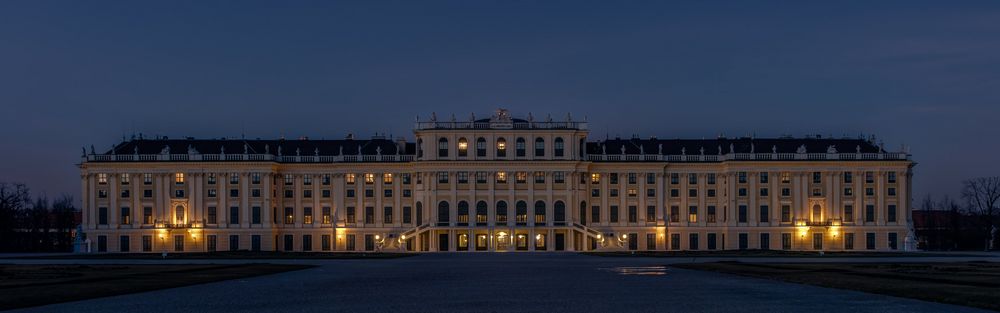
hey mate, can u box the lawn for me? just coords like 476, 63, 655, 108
674, 261, 1000, 311
0, 263, 313, 310
10, 251, 416, 260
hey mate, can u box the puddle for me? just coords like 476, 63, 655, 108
602, 266, 668, 276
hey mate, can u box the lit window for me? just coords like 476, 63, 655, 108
120, 174, 130, 184
303, 175, 312, 185
781, 173, 791, 184
346, 174, 356, 184
591, 173, 601, 184
496, 171, 507, 183
98, 173, 108, 184
175, 173, 185, 184
143, 173, 152, 184
364, 173, 375, 184
457, 138, 468, 156
496, 138, 506, 153
383, 173, 393, 184
516, 172, 527, 183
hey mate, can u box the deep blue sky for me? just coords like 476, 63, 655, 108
1, 1, 998, 205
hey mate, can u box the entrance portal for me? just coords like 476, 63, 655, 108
496, 232, 510, 251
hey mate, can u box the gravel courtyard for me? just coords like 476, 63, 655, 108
9, 253, 993, 313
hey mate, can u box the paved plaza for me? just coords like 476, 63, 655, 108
7, 253, 996, 313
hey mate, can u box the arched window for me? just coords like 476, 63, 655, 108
496, 138, 507, 157
458, 201, 469, 225
457, 138, 468, 157
438, 138, 449, 158
516, 138, 526, 157
496, 201, 508, 224
417, 139, 423, 158
476, 201, 488, 225
579, 201, 587, 225
175, 205, 185, 224
534, 138, 545, 157
554, 137, 565, 157
476, 137, 486, 157
516, 201, 527, 225
437, 201, 450, 226
554, 201, 566, 223
534, 200, 546, 225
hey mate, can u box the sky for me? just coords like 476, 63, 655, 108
1, 1, 998, 206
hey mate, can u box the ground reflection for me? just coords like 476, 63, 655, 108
602, 266, 668, 275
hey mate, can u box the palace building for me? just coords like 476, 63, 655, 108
78, 109, 914, 253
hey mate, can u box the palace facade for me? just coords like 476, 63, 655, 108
79, 110, 914, 253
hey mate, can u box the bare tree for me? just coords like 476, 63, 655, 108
52, 195, 76, 251
962, 177, 1000, 251
0, 182, 31, 251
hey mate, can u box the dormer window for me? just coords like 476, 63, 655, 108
457, 138, 468, 157
496, 138, 507, 157
476, 138, 486, 157
438, 138, 449, 157
554, 137, 564, 157
534, 138, 545, 157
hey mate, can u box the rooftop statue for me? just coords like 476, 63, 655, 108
827, 145, 837, 154
796, 145, 807, 154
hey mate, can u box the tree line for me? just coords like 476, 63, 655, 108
0, 182, 78, 252
915, 176, 1000, 251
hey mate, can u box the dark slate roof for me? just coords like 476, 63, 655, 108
586, 137, 881, 155
105, 138, 415, 156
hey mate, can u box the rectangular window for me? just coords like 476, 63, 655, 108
229, 207, 239, 224
174, 235, 184, 251
888, 232, 898, 250
812, 172, 822, 183
738, 233, 748, 250
303, 235, 312, 252
738, 172, 747, 184
628, 206, 637, 223
610, 173, 619, 184
322, 207, 332, 224
143, 173, 152, 185
844, 205, 854, 222
252, 206, 261, 224
119, 236, 130, 252
707, 206, 716, 223
781, 205, 791, 223
738, 205, 747, 223
516, 172, 527, 183
96, 235, 107, 252
143, 189, 152, 198
142, 235, 152, 252
383, 173, 393, 184
688, 206, 697, 223
98, 207, 108, 225
364, 234, 375, 251
670, 173, 679, 184
781, 233, 791, 250
865, 172, 874, 183
646, 206, 656, 222
670, 189, 679, 197
844, 233, 855, 250
866, 233, 876, 250
403, 206, 412, 224
206, 207, 217, 224
229, 235, 240, 251
759, 205, 769, 223
251, 235, 261, 251
609, 206, 619, 223
208, 174, 217, 185
707, 233, 717, 250
738, 188, 747, 197
688, 189, 697, 197
844, 187, 853, 196
646, 233, 656, 250
669, 206, 679, 223
888, 187, 897, 196
401, 173, 411, 185
143, 207, 153, 224
207, 235, 216, 251
689, 233, 699, 250
887, 205, 897, 223
888, 172, 897, 183
534, 171, 545, 184
346, 234, 356, 251
120, 207, 131, 224
438, 172, 450, 183
707, 173, 716, 185
346, 207, 356, 223
591, 206, 600, 224
688, 173, 697, 185
284, 207, 294, 224
496, 171, 508, 183
646, 188, 655, 197
346, 173, 356, 184
759, 188, 768, 197
230, 174, 239, 184
554, 172, 565, 183
322, 234, 331, 251
175, 173, 185, 184
646, 173, 656, 184
364, 173, 375, 184
781, 188, 790, 197
304, 207, 313, 224
843, 172, 853, 183
230, 189, 239, 198
865, 205, 875, 222
670, 234, 680, 250
365, 207, 374, 224
384, 207, 393, 223
759, 172, 768, 184
760, 233, 770, 250
707, 189, 716, 197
